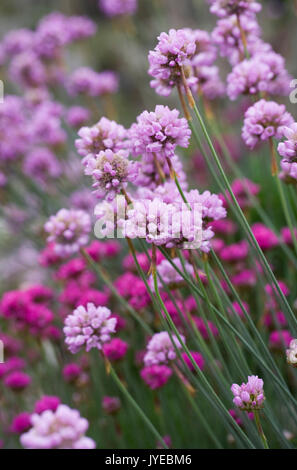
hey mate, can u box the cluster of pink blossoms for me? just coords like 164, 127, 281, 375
278, 123, 297, 182
231, 375, 265, 411
98, 0, 137, 17
20, 404, 95, 449
44, 208, 91, 257
208, 0, 261, 18
144, 331, 185, 366
67, 67, 119, 97
64, 303, 117, 354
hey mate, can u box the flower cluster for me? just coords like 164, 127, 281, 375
144, 331, 185, 366
231, 375, 265, 411
20, 404, 95, 449
64, 303, 117, 354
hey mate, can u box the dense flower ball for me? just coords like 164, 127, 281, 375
286, 339, 297, 367
208, 0, 261, 18
148, 29, 197, 96
251, 223, 279, 251
144, 331, 185, 366
10, 413, 32, 434
76, 117, 127, 162
44, 208, 91, 257
242, 99, 293, 149
20, 404, 95, 449
67, 67, 105, 97
64, 303, 117, 354
23, 147, 62, 185
212, 14, 261, 66
231, 375, 265, 411
130, 105, 191, 161
140, 365, 172, 389
185, 28, 217, 67
99, 0, 137, 17
102, 338, 128, 361
4, 371, 31, 391
227, 58, 272, 100
34, 395, 61, 414
84, 149, 138, 201
63, 363, 82, 383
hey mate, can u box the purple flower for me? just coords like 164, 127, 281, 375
251, 222, 279, 251
212, 14, 262, 65
129, 105, 191, 161
185, 28, 217, 67
231, 375, 265, 411
2, 29, 34, 57
242, 99, 294, 149
84, 149, 138, 201
99, 0, 137, 17
67, 67, 104, 97
20, 404, 95, 449
181, 352, 205, 372
148, 29, 197, 97
64, 303, 117, 354
193, 65, 225, 100
149, 257, 194, 291
208, 0, 261, 18
95, 71, 119, 96
44, 208, 91, 257
140, 365, 172, 389
23, 147, 62, 185
227, 57, 272, 100
76, 117, 127, 160
66, 106, 91, 129
66, 16, 97, 41
63, 363, 82, 383
278, 123, 297, 182
144, 331, 185, 366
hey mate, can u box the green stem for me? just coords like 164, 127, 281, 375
108, 362, 167, 448
253, 410, 269, 449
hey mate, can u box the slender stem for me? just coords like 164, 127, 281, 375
253, 411, 269, 449
108, 361, 168, 448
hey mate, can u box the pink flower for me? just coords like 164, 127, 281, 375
140, 365, 172, 389
181, 352, 205, 372
144, 331, 185, 366
64, 303, 117, 354
10, 413, 32, 434
4, 371, 31, 391
251, 223, 279, 250
20, 404, 95, 449
269, 330, 293, 349
63, 363, 82, 383
102, 396, 121, 414
34, 396, 61, 414
103, 338, 128, 361
231, 375, 265, 411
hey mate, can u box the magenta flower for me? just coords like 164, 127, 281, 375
103, 338, 128, 361
4, 371, 31, 391
181, 352, 205, 372
10, 413, 32, 434
66, 106, 91, 129
23, 147, 62, 185
99, 0, 137, 17
64, 303, 117, 354
148, 29, 197, 96
242, 99, 293, 149
144, 331, 185, 366
227, 58, 272, 100
20, 404, 95, 449
34, 395, 61, 414
44, 208, 91, 258
231, 375, 265, 411
140, 365, 172, 390
251, 223, 279, 251
130, 105, 191, 161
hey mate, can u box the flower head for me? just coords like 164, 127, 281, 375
242, 99, 293, 149
20, 404, 95, 449
99, 0, 137, 17
144, 331, 185, 366
84, 149, 138, 201
44, 208, 91, 257
130, 105, 191, 161
76, 117, 127, 161
231, 375, 265, 411
140, 365, 172, 389
64, 303, 117, 354
148, 29, 197, 96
